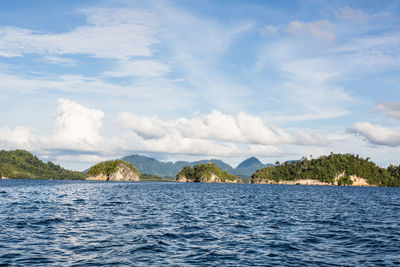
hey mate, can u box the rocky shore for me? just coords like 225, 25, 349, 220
252, 174, 371, 186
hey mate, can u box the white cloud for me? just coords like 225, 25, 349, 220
330, 33, 400, 69
247, 144, 281, 157
128, 131, 242, 157
277, 58, 353, 120
81, 7, 156, 27
375, 101, 400, 120
55, 154, 111, 163
295, 131, 329, 146
42, 56, 75, 65
116, 110, 292, 145
155, 3, 255, 112
0, 99, 127, 163
347, 122, 400, 147
115, 112, 167, 139
335, 7, 369, 24
0, 8, 158, 59
0, 126, 36, 150
47, 99, 105, 149
286, 20, 335, 43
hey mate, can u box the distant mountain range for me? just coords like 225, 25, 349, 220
121, 154, 273, 178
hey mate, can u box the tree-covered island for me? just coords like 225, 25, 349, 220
251, 153, 400, 187
175, 162, 242, 183
86, 160, 140, 181
1, 150, 400, 186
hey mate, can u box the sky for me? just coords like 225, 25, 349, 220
0, 0, 400, 170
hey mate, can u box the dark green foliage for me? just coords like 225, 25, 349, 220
251, 153, 400, 187
86, 160, 139, 177
337, 173, 353, 186
176, 163, 240, 182
388, 164, 400, 185
0, 150, 84, 180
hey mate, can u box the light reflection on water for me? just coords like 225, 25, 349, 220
1, 179, 400, 266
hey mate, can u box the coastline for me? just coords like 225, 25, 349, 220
252, 175, 372, 187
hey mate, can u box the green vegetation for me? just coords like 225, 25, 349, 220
139, 174, 174, 182
86, 160, 140, 178
251, 153, 400, 187
176, 162, 241, 183
0, 150, 84, 180
122, 154, 272, 177
122, 154, 235, 177
233, 156, 273, 178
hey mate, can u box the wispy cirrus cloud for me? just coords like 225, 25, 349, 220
0, 8, 159, 59
335, 6, 369, 24
286, 20, 336, 43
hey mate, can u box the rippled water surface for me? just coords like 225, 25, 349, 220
1, 180, 400, 266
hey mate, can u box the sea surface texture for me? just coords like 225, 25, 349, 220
1, 180, 399, 266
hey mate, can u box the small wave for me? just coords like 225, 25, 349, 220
32, 217, 64, 226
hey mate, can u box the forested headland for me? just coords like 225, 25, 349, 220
251, 153, 400, 187
0, 150, 84, 180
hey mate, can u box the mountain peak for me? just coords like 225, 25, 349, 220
237, 157, 262, 168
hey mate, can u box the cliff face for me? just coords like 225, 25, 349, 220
86, 160, 140, 182
251, 173, 370, 186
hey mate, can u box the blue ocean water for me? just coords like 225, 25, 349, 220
0, 180, 399, 266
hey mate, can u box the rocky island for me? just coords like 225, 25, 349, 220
175, 162, 243, 183
251, 153, 400, 187
86, 160, 140, 181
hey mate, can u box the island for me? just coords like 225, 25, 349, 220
175, 163, 243, 183
86, 160, 140, 181
0, 150, 84, 180
251, 153, 400, 187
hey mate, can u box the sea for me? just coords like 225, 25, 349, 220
0, 179, 399, 266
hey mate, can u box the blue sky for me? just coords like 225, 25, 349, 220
0, 0, 399, 170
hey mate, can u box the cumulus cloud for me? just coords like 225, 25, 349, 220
286, 20, 335, 43
115, 112, 167, 139
375, 101, 400, 120
0, 126, 36, 150
0, 100, 109, 154
130, 131, 242, 157
116, 110, 293, 145
346, 122, 400, 147
46, 99, 105, 150
0, 98, 331, 166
